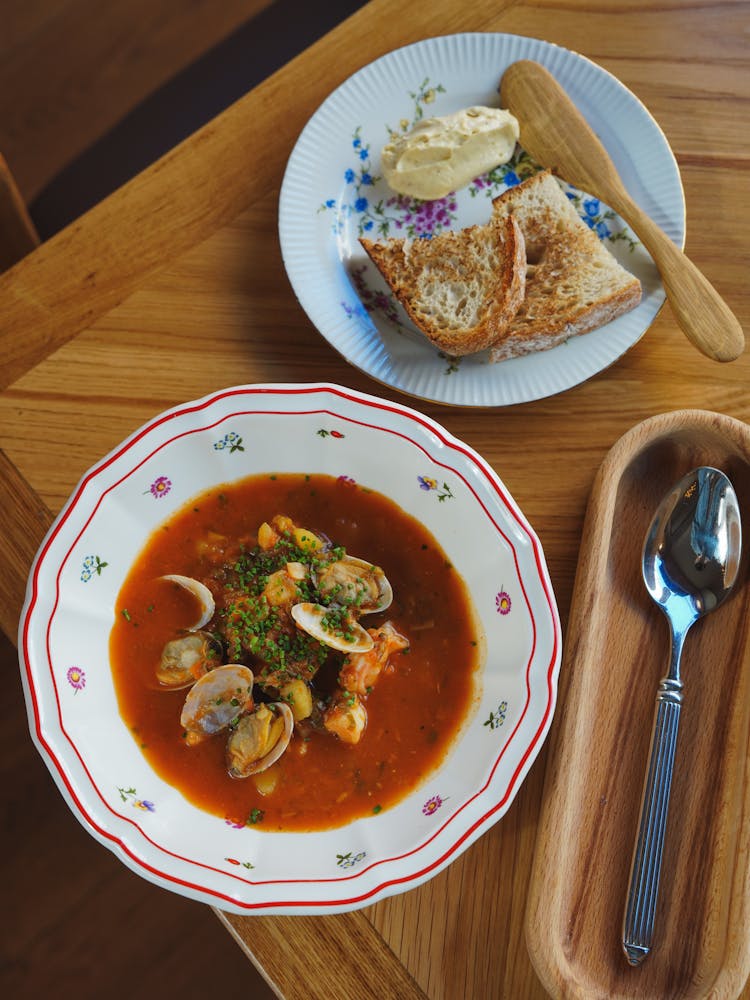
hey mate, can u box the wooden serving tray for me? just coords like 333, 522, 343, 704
526, 410, 750, 1000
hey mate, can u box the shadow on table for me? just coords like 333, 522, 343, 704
30, 0, 368, 239
2, 635, 276, 996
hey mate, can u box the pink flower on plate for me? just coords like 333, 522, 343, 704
66, 666, 86, 693
422, 794, 444, 816
495, 589, 512, 615
147, 476, 172, 499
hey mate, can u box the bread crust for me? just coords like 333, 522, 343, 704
489, 170, 642, 362
360, 214, 526, 356
359, 169, 641, 363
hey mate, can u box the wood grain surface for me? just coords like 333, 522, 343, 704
1, 0, 748, 998
0, 0, 274, 203
499, 61, 745, 362
527, 411, 750, 1000
0, 155, 39, 271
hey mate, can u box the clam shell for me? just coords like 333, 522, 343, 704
156, 630, 219, 689
160, 574, 215, 630
226, 702, 294, 777
180, 664, 254, 740
313, 555, 392, 614
290, 602, 374, 653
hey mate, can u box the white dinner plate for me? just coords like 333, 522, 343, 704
279, 33, 685, 407
19, 383, 561, 914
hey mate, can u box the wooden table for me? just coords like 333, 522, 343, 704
1, 1, 748, 997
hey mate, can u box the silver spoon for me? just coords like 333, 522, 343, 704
622, 466, 742, 966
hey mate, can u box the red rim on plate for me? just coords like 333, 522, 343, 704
19, 383, 561, 913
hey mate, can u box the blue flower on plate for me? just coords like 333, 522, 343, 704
583, 197, 600, 218
468, 150, 538, 198
565, 188, 637, 250
581, 201, 613, 240
319, 86, 457, 241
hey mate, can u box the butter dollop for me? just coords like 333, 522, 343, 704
380, 106, 520, 201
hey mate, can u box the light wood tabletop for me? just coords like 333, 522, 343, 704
1, 0, 749, 997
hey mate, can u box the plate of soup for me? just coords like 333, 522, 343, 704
19, 383, 561, 914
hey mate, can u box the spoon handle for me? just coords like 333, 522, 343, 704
622, 678, 682, 965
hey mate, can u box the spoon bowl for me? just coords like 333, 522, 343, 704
643, 468, 741, 627
623, 466, 742, 965
500, 60, 745, 362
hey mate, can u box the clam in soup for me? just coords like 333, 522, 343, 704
110, 473, 482, 831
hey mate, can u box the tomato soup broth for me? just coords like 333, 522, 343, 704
110, 473, 481, 831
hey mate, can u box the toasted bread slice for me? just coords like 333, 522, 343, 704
360, 214, 525, 356
489, 170, 642, 362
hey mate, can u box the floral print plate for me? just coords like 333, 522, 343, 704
19, 383, 561, 914
279, 33, 685, 407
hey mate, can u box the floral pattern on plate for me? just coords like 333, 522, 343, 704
66, 666, 86, 693
337, 851, 366, 870
495, 589, 512, 615
225, 858, 256, 870
484, 701, 509, 732
280, 33, 685, 407
319, 78, 640, 348
80, 554, 108, 582
423, 794, 446, 816
118, 786, 155, 812
21, 382, 561, 914
418, 475, 454, 501
214, 431, 245, 453
145, 476, 172, 499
